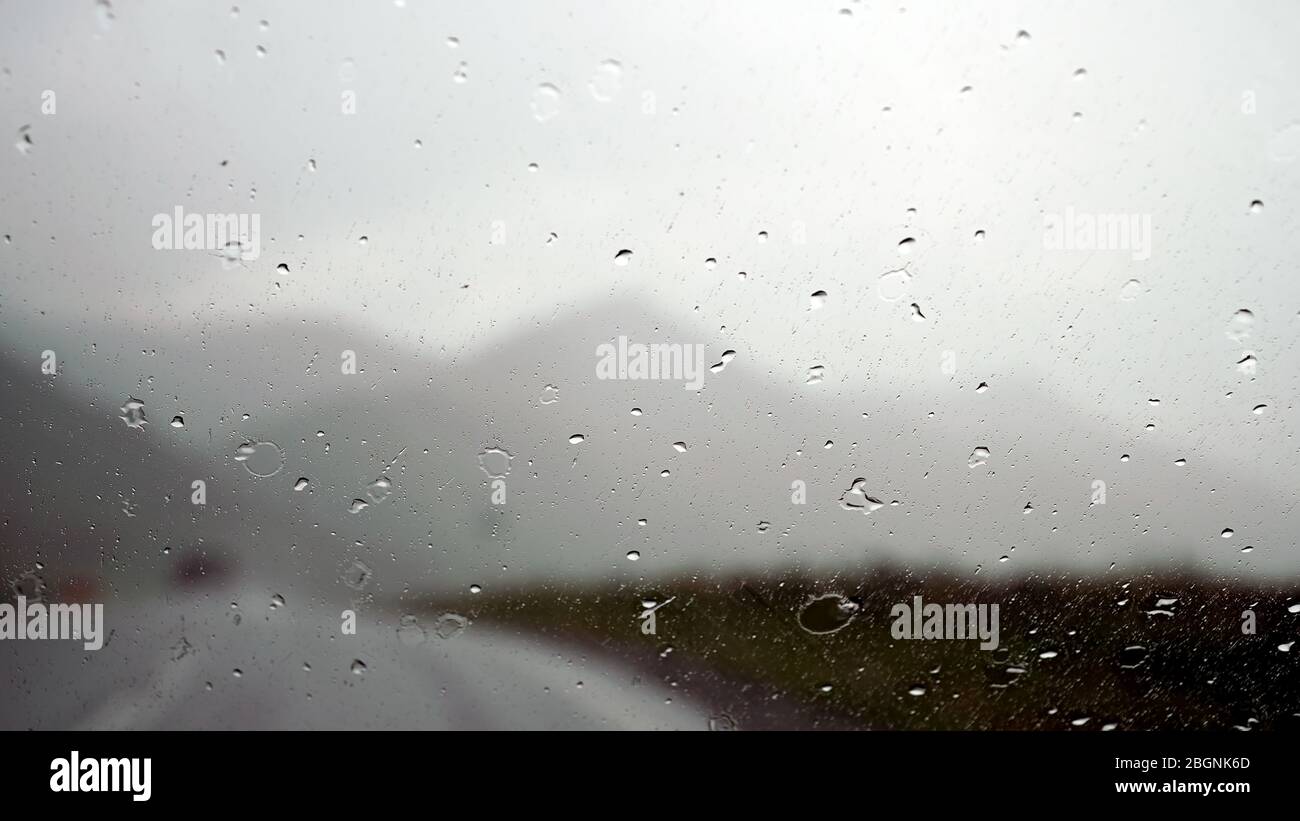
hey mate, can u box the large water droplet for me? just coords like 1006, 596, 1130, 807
234, 440, 284, 477
588, 59, 623, 102
840, 478, 884, 514
478, 446, 513, 478
798, 593, 860, 634
531, 83, 561, 121
877, 268, 912, 302
396, 615, 426, 646
119, 398, 147, 429
1226, 309, 1255, 342
341, 560, 372, 590
433, 613, 469, 639
968, 446, 990, 468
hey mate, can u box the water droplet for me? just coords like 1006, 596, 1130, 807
809, 290, 828, 310
95, 0, 115, 30
1226, 309, 1255, 342
910, 302, 926, 322
908, 686, 927, 697
757, 520, 771, 532
341, 560, 372, 590
170, 415, 184, 428
1119, 279, 1142, 301
452, 62, 468, 83
839, 478, 884, 515
806, 364, 826, 384
276, 262, 290, 274
671, 441, 687, 453
1119, 645, 1147, 669
477, 446, 513, 478
704, 257, 717, 269
350, 659, 367, 676
1073, 67, 1088, 80
569, 434, 585, 444
365, 476, 393, 503
1039, 650, 1058, 659
968, 446, 990, 468
630, 407, 642, 416
710, 349, 736, 373
1252, 404, 1268, 416
897, 237, 916, 255
877, 268, 912, 302
433, 613, 469, 639
119, 398, 147, 429
234, 440, 284, 478
539, 384, 560, 405
446, 36, 459, 48
708, 714, 738, 731
798, 593, 860, 634
976, 382, 989, 393
626, 550, 640, 561
214, 49, 226, 65
469, 584, 482, 594
1249, 199, 1264, 214
974, 230, 985, 242
348, 499, 369, 514
613, 248, 633, 266
1221, 528, 1234, 538
531, 83, 561, 121
588, 59, 623, 102
293, 477, 309, 491
396, 615, 426, 646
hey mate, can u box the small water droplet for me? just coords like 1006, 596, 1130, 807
1119, 279, 1142, 301
613, 248, 633, 266
569, 433, 585, 444
968, 446, 990, 468
293, 477, 309, 491
170, 415, 185, 428
809, 290, 828, 310
671, 441, 687, 453
626, 550, 640, 561
350, 659, 367, 676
